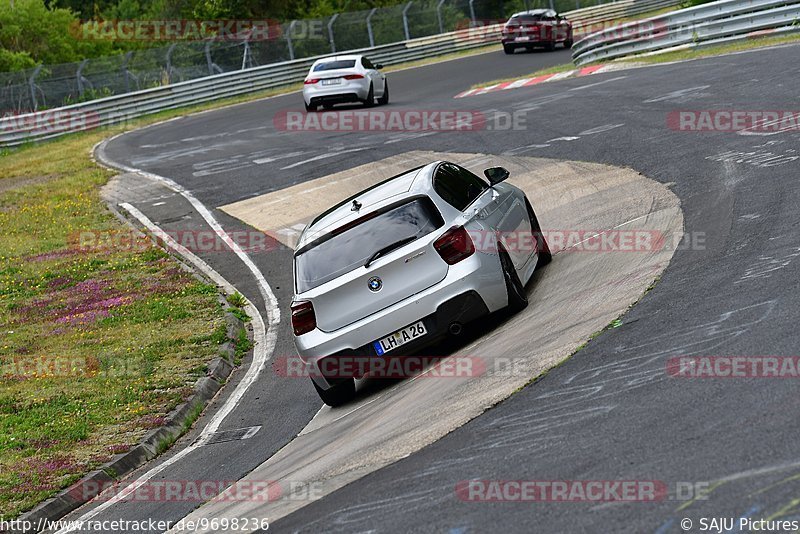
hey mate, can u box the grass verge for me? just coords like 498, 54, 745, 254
0, 129, 233, 518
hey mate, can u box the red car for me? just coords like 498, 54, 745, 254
501, 9, 573, 54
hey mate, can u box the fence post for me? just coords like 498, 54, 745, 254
286, 20, 297, 60
76, 59, 89, 98
366, 8, 378, 47
328, 14, 339, 53
28, 65, 41, 111
241, 39, 251, 70
436, 0, 446, 33
165, 43, 177, 85
402, 1, 413, 40
122, 51, 133, 93
469, 0, 476, 24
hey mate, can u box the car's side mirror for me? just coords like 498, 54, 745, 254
375, 63, 384, 70
484, 166, 510, 185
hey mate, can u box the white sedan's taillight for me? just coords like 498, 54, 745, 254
434, 226, 475, 265
291, 300, 317, 335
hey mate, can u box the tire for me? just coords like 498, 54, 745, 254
503, 44, 515, 54
564, 39, 573, 49
377, 81, 389, 105
312, 378, 355, 407
363, 84, 375, 107
323, 103, 334, 110
525, 197, 552, 267
304, 102, 317, 112
544, 41, 555, 51
499, 247, 528, 312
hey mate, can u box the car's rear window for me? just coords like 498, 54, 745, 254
295, 198, 444, 292
511, 15, 544, 23
313, 60, 357, 71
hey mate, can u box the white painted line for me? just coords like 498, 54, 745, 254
55, 202, 273, 533
547, 70, 576, 82
568, 76, 627, 91
253, 151, 306, 164
281, 147, 368, 170
506, 78, 531, 89
383, 131, 437, 144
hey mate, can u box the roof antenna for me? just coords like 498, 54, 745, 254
351, 200, 362, 211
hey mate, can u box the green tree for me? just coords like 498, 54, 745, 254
0, 0, 115, 69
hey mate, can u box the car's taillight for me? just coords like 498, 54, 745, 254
304, 79, 319, 85
291, 300, 316, 336
343, 74, 364, 80
434, 226, 475, 265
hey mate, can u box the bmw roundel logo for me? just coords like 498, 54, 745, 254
368, 276, 383, 292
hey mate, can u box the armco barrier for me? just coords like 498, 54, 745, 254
572, 0, 800, 65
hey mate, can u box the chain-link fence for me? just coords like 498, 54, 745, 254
0, 0, 613, 113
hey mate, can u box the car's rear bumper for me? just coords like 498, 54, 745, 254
310, 291, 489, 389
303, 80, 370, 105
294, 252, 507, 389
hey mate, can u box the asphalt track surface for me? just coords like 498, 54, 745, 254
66, 43, 800, 533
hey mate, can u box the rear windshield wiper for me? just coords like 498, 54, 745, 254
364, 236, 417, 268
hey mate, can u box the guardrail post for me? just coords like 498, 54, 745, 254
328, 14, 339, 53
436, 0, 446, 33
366, 8, 378, 47
403, 1, 414, 40
76, 59, 89, 99
286, 20, 297, 61
28, 65, 41, 111
469, 0, 476, 24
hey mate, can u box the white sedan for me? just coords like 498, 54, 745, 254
291, 161, 552, 406
302, 54, 388, 112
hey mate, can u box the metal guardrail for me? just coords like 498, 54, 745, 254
573, 0, 800, 64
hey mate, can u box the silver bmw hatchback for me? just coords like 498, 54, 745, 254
291, 161, 551, 406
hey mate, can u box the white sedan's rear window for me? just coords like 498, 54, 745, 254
313, 60, 357, 71
295, 198, 443, 292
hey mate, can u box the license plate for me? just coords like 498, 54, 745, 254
515, 36, 531, 41
321, 78, 341, 85
373, 321, 427, 355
